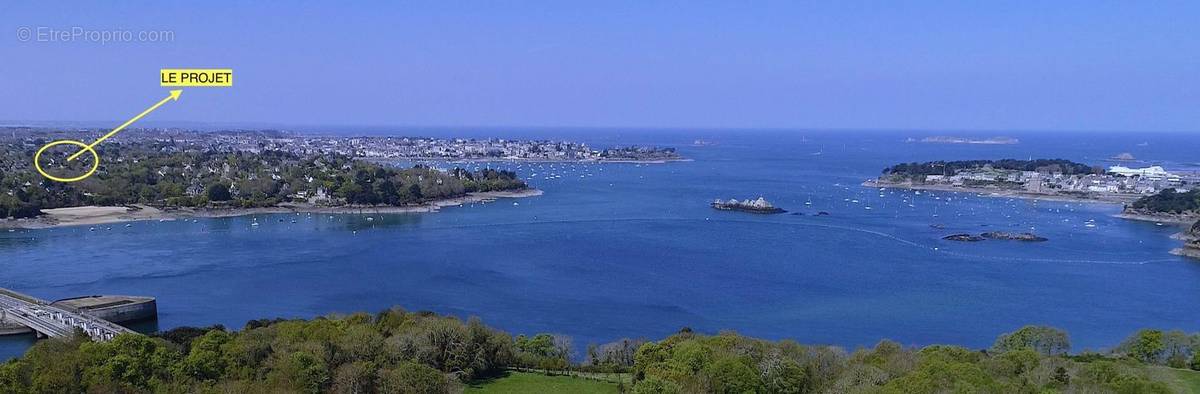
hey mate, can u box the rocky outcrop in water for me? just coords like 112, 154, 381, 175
980, 232, 1048, 242
1178, 221, 1200, 260
943, 234, 985, 242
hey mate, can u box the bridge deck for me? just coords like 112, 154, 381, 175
0, 288, 137, 342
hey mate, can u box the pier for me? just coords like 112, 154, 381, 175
0, 288, 138, 342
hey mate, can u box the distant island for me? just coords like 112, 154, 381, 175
1109, 152, 1137, 161
944, 232, 1048, 242
913, 136, 1020, 145
711, 197, 785, 214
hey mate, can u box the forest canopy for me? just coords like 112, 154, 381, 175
1, 308, 1196, 393
882, 159, 1101, 178
1130, 188, 1200, 214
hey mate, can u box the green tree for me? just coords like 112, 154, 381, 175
332, 361, 377, 394
177, 330, 232, 382
763, 358, 808, 393
991, 325, 1070, 356
1122, 329, 1165, 363
78, 334, 179, 391
267, 351, 329, 393
206, 182, 232, 201
377, 362, 448, 394
702, 357, 762, 394
882, 358, 999, 394
634, 375, 682, 394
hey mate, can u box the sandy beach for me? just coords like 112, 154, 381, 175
0, 189, 543, 230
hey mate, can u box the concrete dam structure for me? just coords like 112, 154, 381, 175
53, 295, 158, 324
0, 288, 156, 341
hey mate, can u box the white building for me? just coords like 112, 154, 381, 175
1108, 166, 1173, 180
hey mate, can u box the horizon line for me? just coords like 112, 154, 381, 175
1, 119, 1197, 135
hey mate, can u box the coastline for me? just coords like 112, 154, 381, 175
1112, 211, 1200, 225
1171, 248, 1200, 259
0, 189, 543, 230
866, 179, 1200, 260
363, 157, 691, 165
863, 179, 1141, 205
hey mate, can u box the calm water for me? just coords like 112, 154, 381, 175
3, 130, 1199, 360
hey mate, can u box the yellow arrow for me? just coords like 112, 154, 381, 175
68, 89, 183, 161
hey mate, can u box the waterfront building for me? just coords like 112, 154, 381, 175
1108, 165, 1173, 180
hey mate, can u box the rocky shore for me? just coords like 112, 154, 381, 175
1171, 220, 1200, 260
864, 179, 1140, 204
0, 189, 543, 230
942, 234, 985, 242
1114, 209, 1200, 225
1118, 210, 1200, 260
943, 232, 1047, 242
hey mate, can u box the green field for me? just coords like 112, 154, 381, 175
1158, 367, 1200, 393
466, 371, 621, 394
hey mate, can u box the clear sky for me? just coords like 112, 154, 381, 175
1, 2, 1197, 132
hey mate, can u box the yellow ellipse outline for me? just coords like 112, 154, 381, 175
34, 140, 100, 182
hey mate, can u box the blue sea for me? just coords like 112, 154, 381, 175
3, 129, 1199, 360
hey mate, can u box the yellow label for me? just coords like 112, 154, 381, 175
160, 69, 233, 87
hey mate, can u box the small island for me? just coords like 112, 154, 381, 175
916, 136, 1019, 145
981, 231, 1048, 242
711, 197, 786, 214
943, 232, 1047, 242
943, 233, 985, 242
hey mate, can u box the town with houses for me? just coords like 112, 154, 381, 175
1, 127, 682, 163
886, 163, 1197, 201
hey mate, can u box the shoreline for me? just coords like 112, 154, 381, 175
867, 179, 1200, 260
1111, 211, 1200, 225
863, 179, 1141, 205
364, 157, 692, 165
0, 189, 543, 230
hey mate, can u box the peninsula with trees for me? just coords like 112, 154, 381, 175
1123, 188, 1200, 259
0, 138, 532, 228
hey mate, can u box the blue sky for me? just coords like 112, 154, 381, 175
1, 2, 1197, 131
